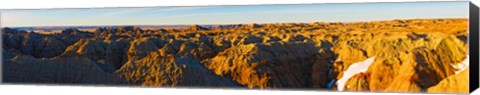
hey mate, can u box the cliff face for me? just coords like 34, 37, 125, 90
116, 51, 240, 87
427, 67, 469, 93
203, 42, 334, 89
3, 55, 126, 84
1, 18, 469, 93
339, 35, 467, 93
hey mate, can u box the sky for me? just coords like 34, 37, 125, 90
0, 1, 469, 27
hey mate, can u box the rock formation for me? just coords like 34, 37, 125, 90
1, 18, 469, 94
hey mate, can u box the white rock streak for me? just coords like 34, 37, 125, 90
451, 55, 469, 74
336, 57, 375, 91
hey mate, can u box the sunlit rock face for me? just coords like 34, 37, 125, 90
1, 19, 469, 94
203, 42, 334, 89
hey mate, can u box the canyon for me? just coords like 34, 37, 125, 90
1, 18, 469, 93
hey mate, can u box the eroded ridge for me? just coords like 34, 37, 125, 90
1, 18, 469, 93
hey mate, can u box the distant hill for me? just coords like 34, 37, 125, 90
7, 25, 195, 31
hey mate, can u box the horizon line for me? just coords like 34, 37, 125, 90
1, 17, 469, 28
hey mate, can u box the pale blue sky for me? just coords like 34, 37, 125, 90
0, 1, 469, 27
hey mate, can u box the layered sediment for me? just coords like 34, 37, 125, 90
1, 18, 469, 93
